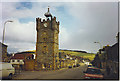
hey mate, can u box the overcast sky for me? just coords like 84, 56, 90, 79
0, 1, 119, 53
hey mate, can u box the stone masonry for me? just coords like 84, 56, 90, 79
35, 16, 60, 70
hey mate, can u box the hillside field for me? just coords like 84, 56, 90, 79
26, 50, 95, 61
59, 50, 95, 61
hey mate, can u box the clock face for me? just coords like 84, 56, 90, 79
44, 23, 47, 27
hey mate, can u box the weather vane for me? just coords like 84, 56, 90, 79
48, 6, 50, 12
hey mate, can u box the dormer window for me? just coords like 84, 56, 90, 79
43, 38, 47, 41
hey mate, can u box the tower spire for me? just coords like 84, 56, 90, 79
48, 6, 50, 12
44, 6, 52, 17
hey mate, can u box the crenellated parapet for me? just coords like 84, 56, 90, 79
36, 16, 59, 32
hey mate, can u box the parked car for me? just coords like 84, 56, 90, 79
87, 65, 94, 68
68, 66, 72, 68
88, 65, 92, 67
0, 62, 15, 79
83, 67, 104, 79
73, 65, 76, 67
76, 64, 80, 67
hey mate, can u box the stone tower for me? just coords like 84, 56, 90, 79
35, 8, 60, 70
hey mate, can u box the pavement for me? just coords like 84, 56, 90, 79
12, 63, 87, 80
103, 70, 119, 80
99, 68, 119, 80
12, 63, 119, 80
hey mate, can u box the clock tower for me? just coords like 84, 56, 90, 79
35, 8, 60, 70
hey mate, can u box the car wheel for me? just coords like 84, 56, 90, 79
8, 73, 12, 80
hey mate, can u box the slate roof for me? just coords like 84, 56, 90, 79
11, 53, 33, 59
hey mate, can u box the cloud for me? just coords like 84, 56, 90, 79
1, 19, 36, 53
1, 0, 118, 2
2, 2, 43, 20
1, 2, 65, 53
59, 26, 70, 49
0, 2, 2, 42
7, 41, 36, 53
62, 2, 118, 51
2, 2, 64, 20
1, 2, 118, 53
4, 19, 36, 42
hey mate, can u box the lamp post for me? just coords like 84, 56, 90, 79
44, 7, 55, 70
94, 42, 102, 49
116, 32, 119, 43
2, 20, 13, 44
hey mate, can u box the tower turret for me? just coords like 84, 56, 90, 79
35, 7, 60, 70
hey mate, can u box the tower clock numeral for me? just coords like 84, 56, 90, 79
44, 23, 47, 27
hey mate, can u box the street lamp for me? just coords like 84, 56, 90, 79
116, 32, 119, 43
2, 20, 13, 44
94, 42, 102, 49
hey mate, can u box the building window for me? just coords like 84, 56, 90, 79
33, 54, 36, 59
27, 56, 30, 59
12, 60, 14, 62
43, 38, 47, 41
42, 51, 47, 55
17, 60, 20, 62
42, 51, 45, 54
20, 60, 22, 62
56, 60, 57, 62
44, 46, 46, 48
32, 54, 34, 59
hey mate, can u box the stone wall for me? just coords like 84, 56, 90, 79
36, 17, 60, 70
24, 59, 35, 71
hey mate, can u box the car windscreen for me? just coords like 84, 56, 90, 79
88, 65, 92, 67
86, 68, 102, 74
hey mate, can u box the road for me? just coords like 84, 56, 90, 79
13, 63, 88, 80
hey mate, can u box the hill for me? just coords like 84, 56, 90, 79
59, 50, 95, 61
25, 50, 95, 61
